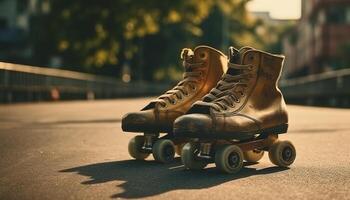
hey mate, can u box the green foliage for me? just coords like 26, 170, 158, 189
29, 0, 259, 81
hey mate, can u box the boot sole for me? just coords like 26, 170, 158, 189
122, 124, 172, 133
174, 123, 288, 140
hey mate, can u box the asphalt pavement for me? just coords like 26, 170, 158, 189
0, 98, 349, 199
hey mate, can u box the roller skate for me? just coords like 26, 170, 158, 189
122, 46, 227, 163
173, 47, 296, 172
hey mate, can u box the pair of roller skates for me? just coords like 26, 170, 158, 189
122, 45, 296, 174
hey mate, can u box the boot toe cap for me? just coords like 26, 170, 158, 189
173, 114, 212, 135
122, 112, 150, 131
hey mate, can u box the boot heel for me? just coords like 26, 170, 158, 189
269, 124, 288, 134
262, 124, 288, 135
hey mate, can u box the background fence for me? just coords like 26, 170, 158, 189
281, 68, 350, 107
0, 62, 170, 103
1, 62, 349, 107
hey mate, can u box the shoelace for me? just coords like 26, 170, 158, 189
200, 62, 253, 111
151, 49, 204, 108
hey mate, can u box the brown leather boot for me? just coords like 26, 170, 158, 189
122, 45, 227, 163
174, 47, 289, 140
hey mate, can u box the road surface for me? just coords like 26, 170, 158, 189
0, 98, 349, 199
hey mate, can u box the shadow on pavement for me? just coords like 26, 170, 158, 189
60, 158, 288, 199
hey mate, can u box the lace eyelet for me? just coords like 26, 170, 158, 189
191, 86, 197, 91
235, 99, 240, 103
199, 51, 208, 60
171, 100, 177, 105
248, 53, 254, 61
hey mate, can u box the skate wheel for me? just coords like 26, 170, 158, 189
181, 142, 208, 170
152, 139, 175, 163
128, 136, 150, 160
268, 140, 296, 167
243, 149, 264, 162
215, 144, 243, 174
175, 143, 185, 156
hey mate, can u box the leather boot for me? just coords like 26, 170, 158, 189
122, 46, 227, 133
174, 47, 289, 140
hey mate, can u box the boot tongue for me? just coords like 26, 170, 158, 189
228, 46, 240, 63
181, 48, 195, 72
226, 46, 253, 75
226, 46, 241, 75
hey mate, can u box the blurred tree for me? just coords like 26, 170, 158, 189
264, 22, 295, 54
29, 0, 258, 81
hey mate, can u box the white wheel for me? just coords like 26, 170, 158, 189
243, 149, 264, 162
152, 139, 175, 163
175, 143, 185, 156
181, 143, 208, 170
128, 136, 150, 160
215, 144, 244, 174
268, 140, 296, 167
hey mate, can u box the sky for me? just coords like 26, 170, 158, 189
247, 0, 302, 19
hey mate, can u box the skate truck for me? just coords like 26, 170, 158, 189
175, 124, 295, 174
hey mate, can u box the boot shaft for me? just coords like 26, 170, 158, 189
241, 49, 285, 100
123, 45, 228, 132
238, 49, 288, 127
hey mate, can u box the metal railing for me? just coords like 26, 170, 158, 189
0, 62, 169, 103
1, 61, 349, 106
280, 68, 350, 107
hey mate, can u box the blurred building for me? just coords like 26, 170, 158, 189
282, 0, 350, 78
0, 0, 49, 64
251, 11, 293, 26
0, 0, 29, 62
